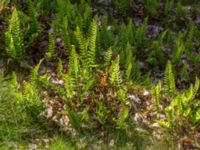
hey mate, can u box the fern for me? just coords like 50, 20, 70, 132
74, 26, 87, 66
116, 106, 129, 129
153, 81, 162, 112
164, 0, 174, 15
109, 56, 121, 87
64, 73, 75, 99
68, 45, 79, 78
164, 61, 176, 95
104, 47, 113, 66
165, 105, 175, 128
142, 0, 160, 17
28, 0, 40, 34
176, 2, 186, 17
30, 59, 43, 83
95, 100, 110, 125
57, 58, 63, 77
87, 19, 97, 67
46, 32, 55, 60
172, 33, 185, 64
5, 8, 24, 60
135, 18, 148, 46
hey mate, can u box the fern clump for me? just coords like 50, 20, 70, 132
5, 8, 24, 60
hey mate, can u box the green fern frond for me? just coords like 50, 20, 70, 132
30, 59, 43, 83
28, 0, 39, 34
173, 33, 185, 64
135, 18, 148, 46
5, 8, 24, 60
164, 61, 176, 95
104, 47, 113, 66
57, 58, 63, 77
153, 81, 162, 112
68, 45, 79, 78
164, 0, 174, 15
87, 19, 97, 67
46, 32, 55, 60
142, 0, 160, 17
109, 55, 121, 86
116, 106, 129, 129
64, 73, 75, 99
74, 26, 87, 65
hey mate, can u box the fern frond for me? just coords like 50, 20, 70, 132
152, 81, 162, 112
116, 106, 129, 129
68, 45, 79, 78
57, 58, 63, 77
164, 61, 176, 95
104, 47, 112, 66
28, 0, 39, 34
164, 0, 174, 15
30, 59, 43, 83
74, 26, 87, 65
109, 55, 121, 86
135, 18, 147, 46
46, 32, 55, 60
64, 73, 74, 99
87, 19, 97, 67
5, 8, 24, 60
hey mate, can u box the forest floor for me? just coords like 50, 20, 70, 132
0, 0, 200, 149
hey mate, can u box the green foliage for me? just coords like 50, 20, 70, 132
95, 100, 110, 125
87, 19, 97, 67
164, 61, 176, 95
104, 47, 113, 66
57, 58, 63, 77
30, 59, 43, 83
116, 106, 129, 129
172, 33, 185, 64
164, 0, 174, 15
113, 0, 133, 15
109, 56, 121, 87
135, 18, 148, 46
5, 8, 24, 60
142, 0, 160, 17
152, 81, 162, 112
68, 45, 79, 78
28, 0, 40, 35
158, 77, 200, 128
46, 32, 56, 60
176, 2, 186, 17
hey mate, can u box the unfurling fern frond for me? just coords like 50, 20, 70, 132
68, 45, 79, 78
87, 19, 97, 67
104, 47, 112, 66
46, 32, 55, 60
5, 8, 24, 60
109, 56, 121, 87
164, 61, 176, 95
